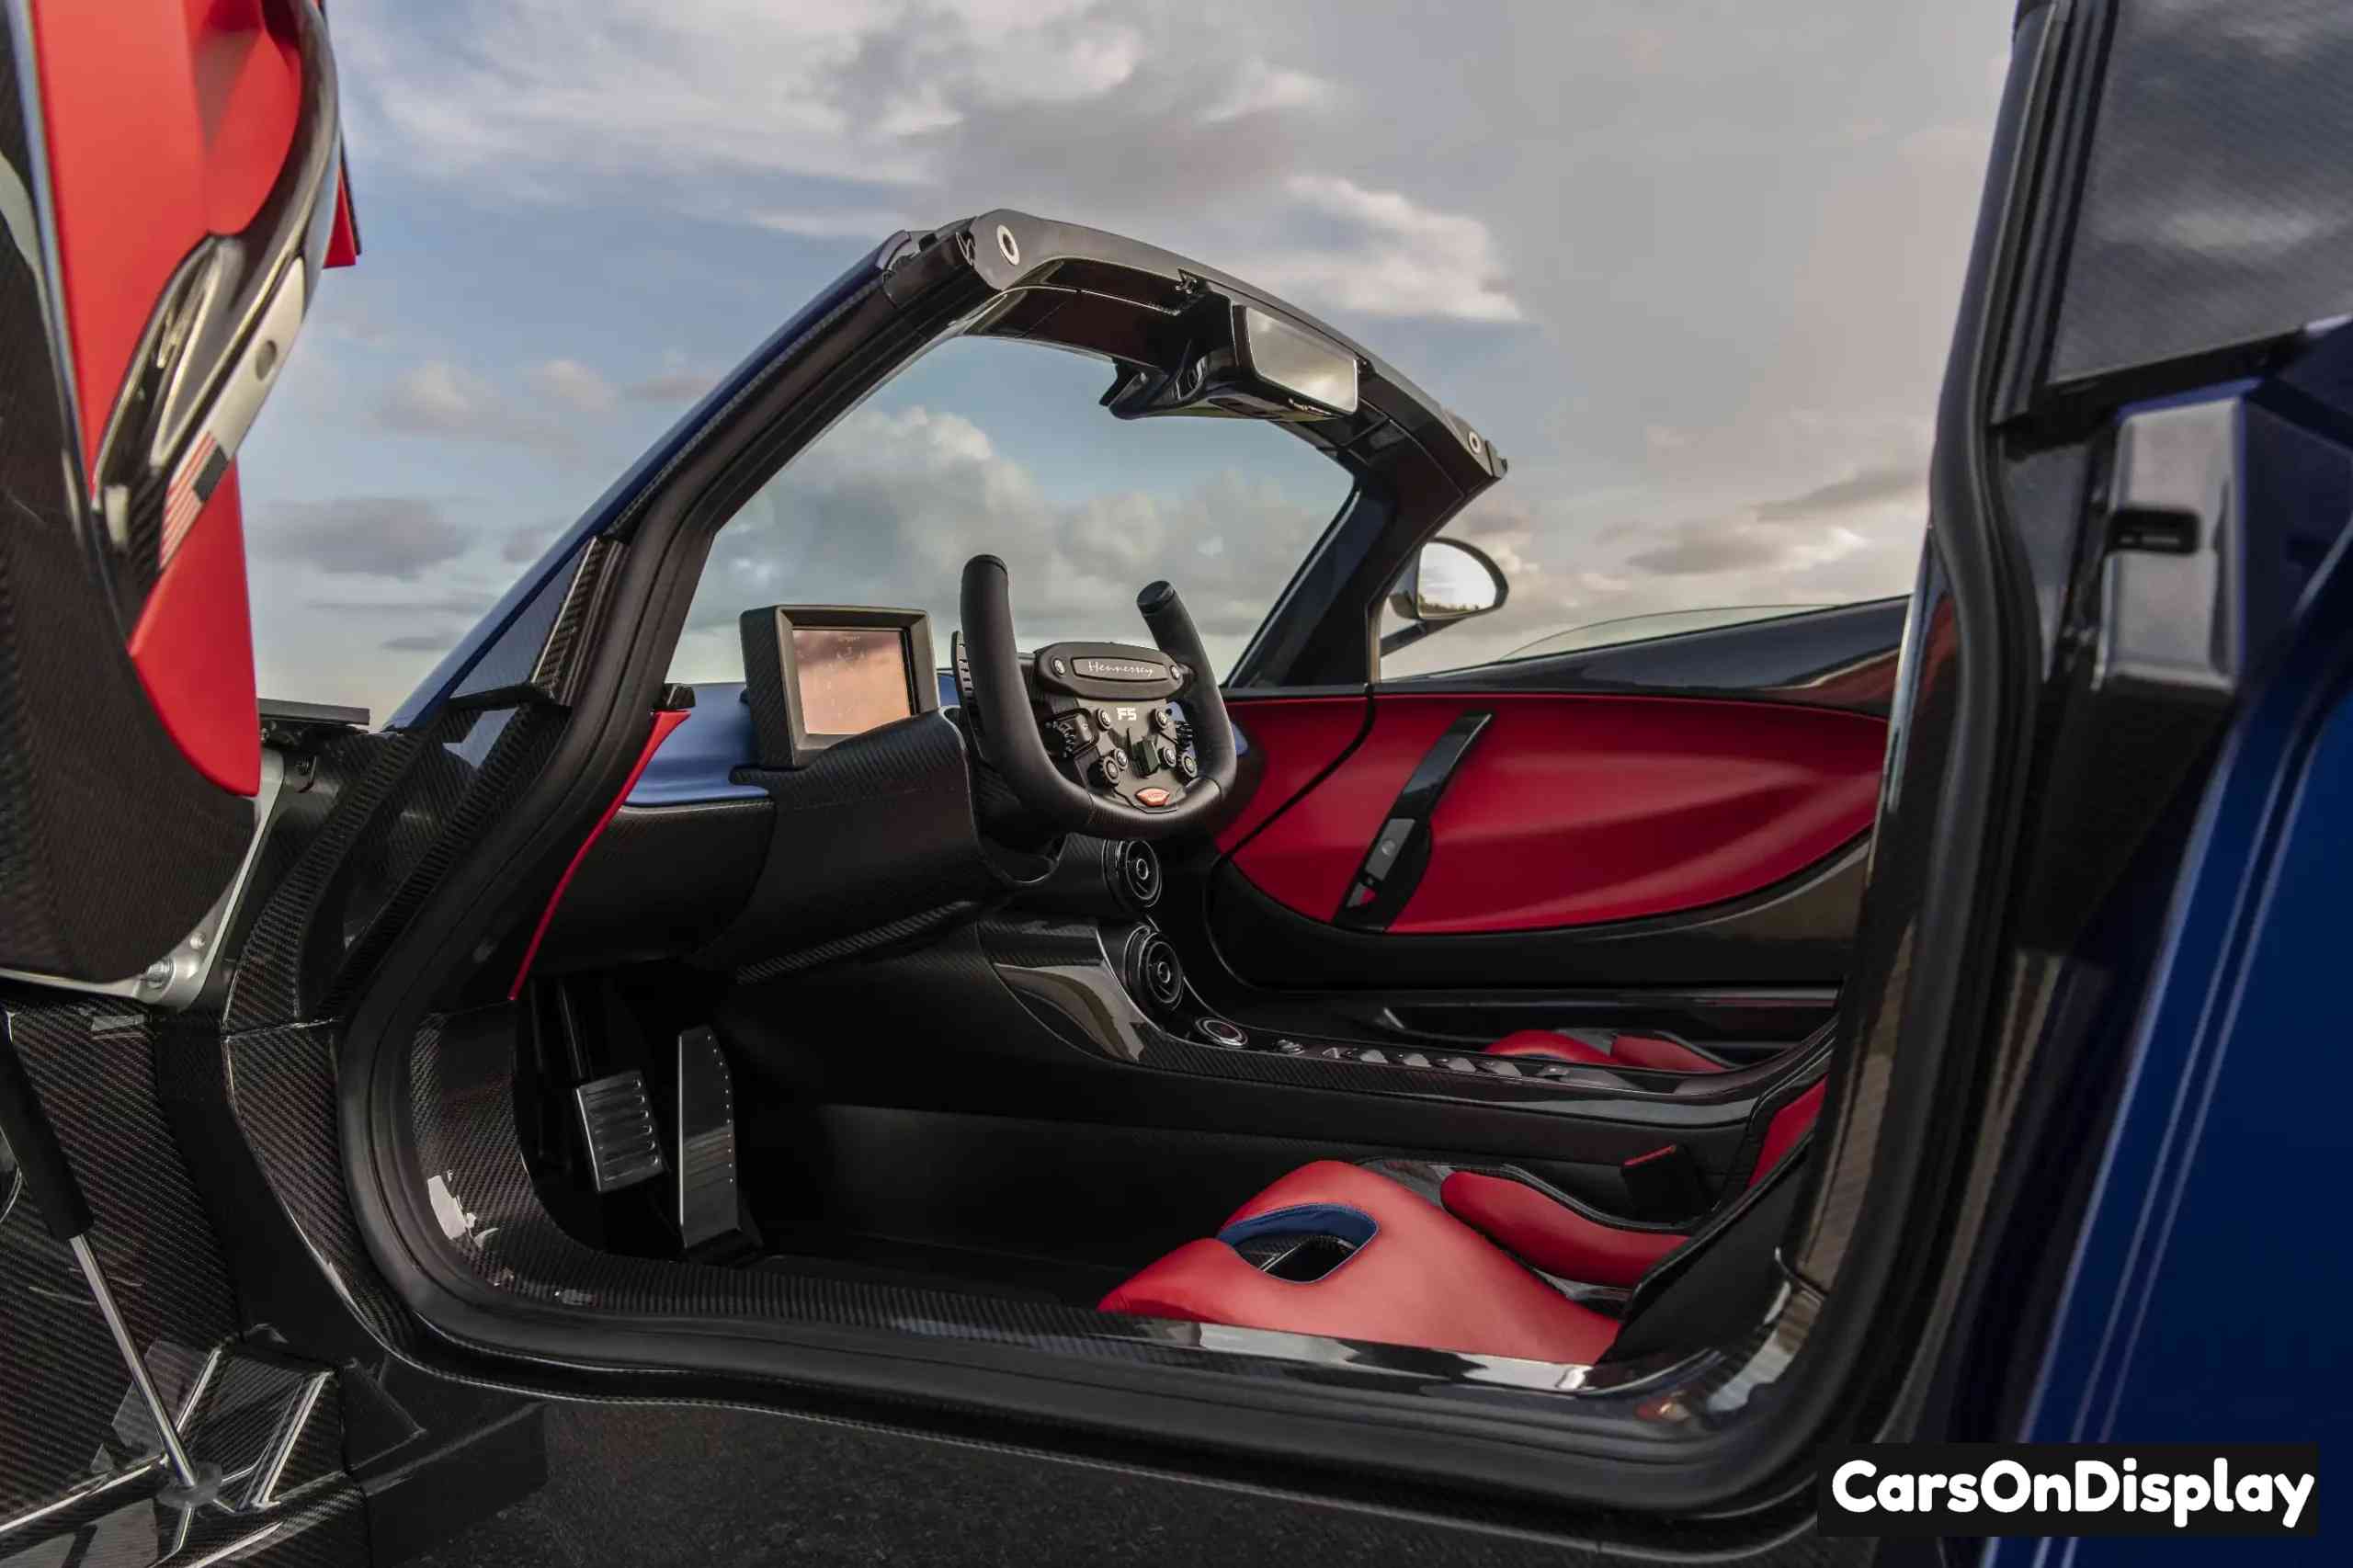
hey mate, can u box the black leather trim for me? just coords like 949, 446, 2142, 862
1332, 711, 1490, 928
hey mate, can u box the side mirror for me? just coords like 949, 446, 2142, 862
1382, 538, 1508, 658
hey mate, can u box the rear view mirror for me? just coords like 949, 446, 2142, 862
1234, 307, 1359, 416
1103, 301, 1359, 423
1381, 538, 1508, 659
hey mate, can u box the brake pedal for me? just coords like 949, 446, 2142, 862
573, 1070, 665, 1192
676, 1026, 745, 1254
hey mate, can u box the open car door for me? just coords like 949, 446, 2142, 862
0, 0, 354, 986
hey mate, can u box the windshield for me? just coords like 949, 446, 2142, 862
669, 336, 1349, 686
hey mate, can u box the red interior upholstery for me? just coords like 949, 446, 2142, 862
1225, 692, 1885, 931
1438, 1172, 1687, 1288
1213, 696, 1371, 852
1610, 1033, 1726, 1074
1749, 1082, 1825, 1185
1100, 1078, 1831, 1352
1483, 1029, 1615, 1066
1098, 1161, 1619, 1363
1484, 1029, 1726, 1074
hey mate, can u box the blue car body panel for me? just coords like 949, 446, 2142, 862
1995, 350, 2353, 1561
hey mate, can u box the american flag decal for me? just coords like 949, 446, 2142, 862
160, 433, 229, 566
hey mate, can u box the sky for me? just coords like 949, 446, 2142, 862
240, 0, 2012, 718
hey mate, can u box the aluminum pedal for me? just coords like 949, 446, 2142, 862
675, 1026, 742, 1252
573, 1071, 665, 1193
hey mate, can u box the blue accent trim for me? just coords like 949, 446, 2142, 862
1218, 1204, 1379, 1251
390, 242, 897, 730
627, 684, 767, 805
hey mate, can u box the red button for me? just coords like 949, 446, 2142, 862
1136, 787, 1171, 807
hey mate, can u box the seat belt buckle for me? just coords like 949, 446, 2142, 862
1620, 1143, 1708, 1221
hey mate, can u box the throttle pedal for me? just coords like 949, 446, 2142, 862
676, 1027, 745, 1254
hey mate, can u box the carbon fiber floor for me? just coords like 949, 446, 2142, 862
403, 1403, 1843, 1568
753, 1228, 1131, 1308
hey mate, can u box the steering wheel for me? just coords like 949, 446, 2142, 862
957, 554, 1239, 840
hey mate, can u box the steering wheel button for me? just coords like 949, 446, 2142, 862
1136, 786, 1171, 807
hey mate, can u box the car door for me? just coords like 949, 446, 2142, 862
1199, 596, 1905, 1055
1163, 519, 1906, 1069
0, 0, 355, 985
0, 6, 400, 1562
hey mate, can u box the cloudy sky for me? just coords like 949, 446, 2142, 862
241, 0, 2010, 717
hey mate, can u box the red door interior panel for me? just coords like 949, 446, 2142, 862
32, 0, 301, 478
1213, 695, 1370, 852
1230, 693, 1887, 932
1225, 698, 1453, 903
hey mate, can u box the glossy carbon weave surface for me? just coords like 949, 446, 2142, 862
0, 19, 252, 982
0, 1002, 237, 1517
0, 998, 371, 1566
971, 915, 1808, 1156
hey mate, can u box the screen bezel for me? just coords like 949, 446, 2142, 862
738, 605, 938, 768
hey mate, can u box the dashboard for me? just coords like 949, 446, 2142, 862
539, 583, 1235, 981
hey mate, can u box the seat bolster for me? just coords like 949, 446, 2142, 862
1484, 1029, 1726, 1074
1101, 1161, 1620, 1364
1608, 1033, 1726, 1074
1439, 1171, 1688, 1288
1746, 1081, 1825, 1186
1483, 1029, 1615, 1065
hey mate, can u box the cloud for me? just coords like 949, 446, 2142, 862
1249, 175, 1523, 323
621, 349, 720, 404
525, 358, 617, 413
382, 631, 460, 653
251, 496, 471, 579
1754, 463, 1923, 521
310, 589, 501, 617
374, 360, 577, 450
1202, 57, 1338, 124
261, 0, 2011, 709
748, 208, 909, 239
671, 400, 1336, 681
332, 0, 1516, 323
1623, 462, 1920, 578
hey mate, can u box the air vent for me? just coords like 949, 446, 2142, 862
1117, 839, 1162, 910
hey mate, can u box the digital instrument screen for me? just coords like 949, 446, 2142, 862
791, 627, 914, 736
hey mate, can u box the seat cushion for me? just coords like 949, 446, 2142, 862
1098, 1161, 1620, 1364
1485, 1028, 1725, 1074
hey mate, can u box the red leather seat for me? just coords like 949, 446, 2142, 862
1099, 1078, 1828, 1358
1099, 1160, 1621, 1362
1485, 1028, 1727, 1074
